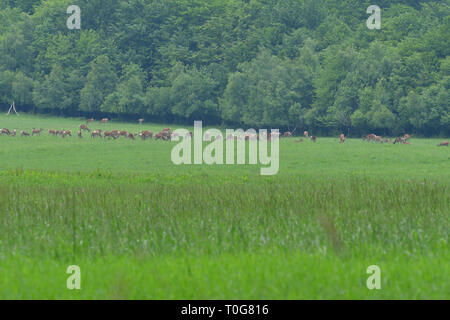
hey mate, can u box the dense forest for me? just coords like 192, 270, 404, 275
0, 0, 448, 136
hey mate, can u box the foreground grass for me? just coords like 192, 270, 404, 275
1, 250, 448, 299
0, 171, 448, 299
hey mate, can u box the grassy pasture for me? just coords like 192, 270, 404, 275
0, 114, 448, 299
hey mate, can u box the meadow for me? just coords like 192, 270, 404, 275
0, 114, 448, 299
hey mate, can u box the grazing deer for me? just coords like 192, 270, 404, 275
21, 130, 30, 137
100, 118, 109, 124
311, 136, 317, 143
140, 130, 153, 140
437, 141, 448, 147
0, 128, 11, 135
79, 124, 90, 132
119, 131, 128, 137
284, 132, 292, 137
86, 118, 94, 124
91, 130, 102, 138
394, 137, 404, 144
61, 130, 71, 138
374, 135, 383, 143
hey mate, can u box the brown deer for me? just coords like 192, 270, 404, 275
119, 131, 128, 137
140, 130, 153, 140
138, 119, 144, 125
393, 137, 404, 144
86, 118, 94, 124
284, 132, 292, 137
0, 128, 11, 135
339, 134, 345, 143
21, 130, 30, 137
304, 131, 309, 138
437, 141, 449, 147
100, 118, 109, 124
311, 136, 317, 143
91, 130, 102, 138
79, 124, 90, 132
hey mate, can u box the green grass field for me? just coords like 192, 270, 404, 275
0, 114, 448, 299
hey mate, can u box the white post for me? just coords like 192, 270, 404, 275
6, 101, 18, 116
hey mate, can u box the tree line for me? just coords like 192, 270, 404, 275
0, 0, 448, 136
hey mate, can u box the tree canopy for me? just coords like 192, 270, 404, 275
0, 0, 448, 136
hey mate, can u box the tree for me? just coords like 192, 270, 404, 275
80, 55, 118, 113
102, 63, 146, 114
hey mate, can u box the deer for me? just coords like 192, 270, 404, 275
0, 128, 11, 135
91, 130, 102, 138
79, 124, 90, 132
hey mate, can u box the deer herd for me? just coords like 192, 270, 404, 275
0, 119, 448, 147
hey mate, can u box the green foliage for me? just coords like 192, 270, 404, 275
0, 0, 449, 136
80, 55, 118, 112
